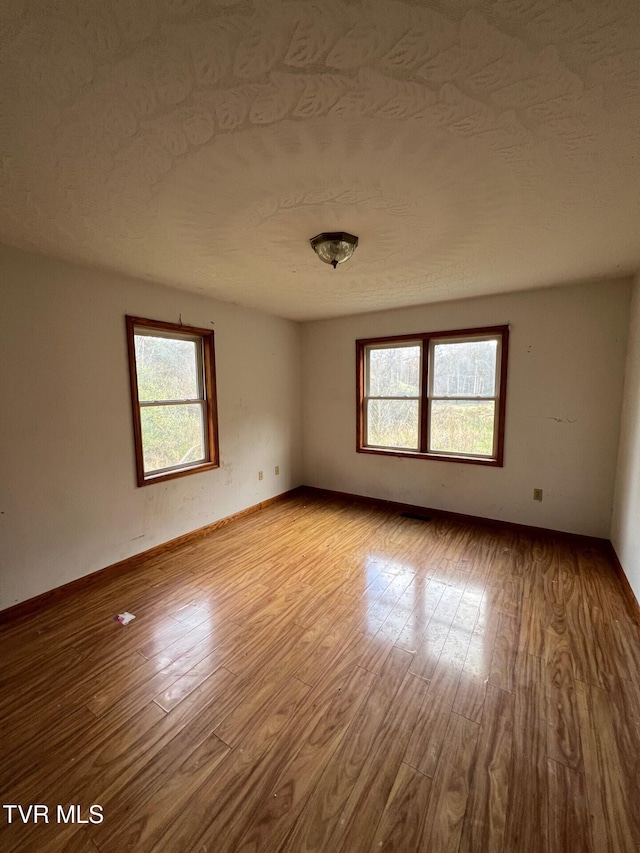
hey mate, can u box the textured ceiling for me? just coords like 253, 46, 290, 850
1, 0, 639, 320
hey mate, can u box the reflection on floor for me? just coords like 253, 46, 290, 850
1, 489, 639, 852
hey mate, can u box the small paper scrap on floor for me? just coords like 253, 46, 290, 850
115, 612, 136, 625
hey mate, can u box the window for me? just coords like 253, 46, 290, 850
126, 316, 219, 485
357, 325, 508, 465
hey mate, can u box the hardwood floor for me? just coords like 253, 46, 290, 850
1, 490, 639, 852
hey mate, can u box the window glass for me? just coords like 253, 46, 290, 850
432, 339, 497, 398
134, 335, 200, 402
368, 345, 420, 397
429, 400, 496, 456
367, 399, 419, 449
140, 404, 206, 474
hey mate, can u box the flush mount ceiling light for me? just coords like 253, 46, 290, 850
310, 232, 359, 269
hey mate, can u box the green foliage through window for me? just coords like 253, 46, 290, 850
127, 316, 219, 485
358, 327, 507, 465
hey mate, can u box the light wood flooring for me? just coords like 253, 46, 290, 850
1, 490, 639, 852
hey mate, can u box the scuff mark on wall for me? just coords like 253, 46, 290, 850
221, 460, 234, 486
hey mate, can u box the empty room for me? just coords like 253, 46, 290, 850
1, 1, 640, 851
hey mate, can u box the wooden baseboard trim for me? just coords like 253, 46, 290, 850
607, 542, 640, 625
300, 485, 609, 548
0, 487, 304, 624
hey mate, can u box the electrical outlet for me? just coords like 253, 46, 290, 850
533, 488, 543, 501
258, 470, 263, 481
275, 465, 280, 475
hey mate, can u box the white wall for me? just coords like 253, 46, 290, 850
302, 278, 631, 538
0, 246, 302, 610
612, 274, 640, 604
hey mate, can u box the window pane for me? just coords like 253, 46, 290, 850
367, 399, 419, 449
432, 339, 497, 397
368, 345, 420, 396
135, 334, 200, 401
429, 400, 496, 456
141, 404, 205, 473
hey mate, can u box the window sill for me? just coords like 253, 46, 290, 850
138, 460, 219, 487
356, 447, 503, 467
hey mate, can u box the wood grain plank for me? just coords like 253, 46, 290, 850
504, 653, 549, 853
404, 644, 468, 780
280, 647, 413, 853
488, 612, 518, 692
326, 669, 429, 853
459, 685, 514, 853
97, 733, 230, 853
367, 763, 432, 852
178, 664, 376, 853
545, 630, 583, 771
576, 680, 639, 853
547, 758, 592, 853
452, 623, 499, 724
420, 713, 480, 853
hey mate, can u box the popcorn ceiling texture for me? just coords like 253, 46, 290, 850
1, 0, 639, 320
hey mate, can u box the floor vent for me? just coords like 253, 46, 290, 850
400, 512, 432, 522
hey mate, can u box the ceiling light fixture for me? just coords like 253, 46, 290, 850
310, 232, 358, 269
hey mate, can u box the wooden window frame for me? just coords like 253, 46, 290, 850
356, 325, 509, 467
126, 316, 220, 486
